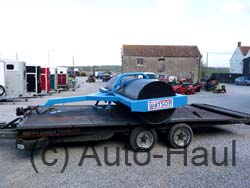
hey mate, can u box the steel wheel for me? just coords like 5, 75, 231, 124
168, 123, 193, 148
173, 128, 191, 147
130, 127, 157, 151
136, 131, 154, 149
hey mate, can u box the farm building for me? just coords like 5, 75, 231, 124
230, 42, 250, 73
121, 45, 202, 82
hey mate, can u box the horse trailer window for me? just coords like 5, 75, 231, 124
6, 64, 14, 70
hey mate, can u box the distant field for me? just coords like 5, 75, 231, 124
73, 65, 122, 74
202, 66, 229, 78
72, 65, 229, 78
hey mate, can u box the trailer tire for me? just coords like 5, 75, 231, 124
167, 123, 193, 148
0, 85, 5, 96
130, 127, 157, 152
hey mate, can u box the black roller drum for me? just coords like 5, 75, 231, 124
106, 76, 176, 124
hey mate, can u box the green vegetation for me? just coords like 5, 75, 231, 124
93, 65, 122, 73
72, 65, 229, 78
202, 66, 229, 78
72, 65, 122, 74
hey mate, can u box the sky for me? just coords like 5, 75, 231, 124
0, 0, 249, 67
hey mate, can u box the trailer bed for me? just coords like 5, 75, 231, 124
18, 103, 250, 130
1, 103, 250, 151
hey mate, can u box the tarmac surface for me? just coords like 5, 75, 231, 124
0, 77, 250, 188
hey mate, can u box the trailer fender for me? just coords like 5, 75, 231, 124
0, 85, 5, 96
16, 137, 49, 151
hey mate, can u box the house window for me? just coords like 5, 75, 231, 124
6, 64, 14, 70
136, 58, 144, 66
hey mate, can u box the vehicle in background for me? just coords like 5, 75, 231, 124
86, 75, 96, 83
26, 65, 41, 96
205, 78, 226, 93
212, 84, 226, 93
0, 61, 6, 96
235, 76, 250, 86
40, 68, 51, 94
137, 72, 158, 80
102, 73, 112, 82
95, 71, 105, 79
144, 72, 157, 79
173, 84, 195, 95
193, 81, 202, 92
158, 74, 168, 82
50, 68, 58, 92
168, 76, 177, 82
68, 76, 77, 91
0, 59, 27, 98
57, 67, 69, 90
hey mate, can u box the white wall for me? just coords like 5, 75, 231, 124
246, 51, 250, 58
0, 62, 5, 87
230, 47, 244, 73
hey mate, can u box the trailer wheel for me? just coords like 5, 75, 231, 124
0, 85, 5, 96
167, 123, 193, 148
130, 127, 157, 152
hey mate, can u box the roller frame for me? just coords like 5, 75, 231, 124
40, 72, 187, 113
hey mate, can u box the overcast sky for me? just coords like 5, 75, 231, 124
0, 0, 249, 67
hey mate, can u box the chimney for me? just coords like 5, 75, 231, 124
238, 41, 241, 47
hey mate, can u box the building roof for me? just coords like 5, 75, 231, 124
240, 46, 250, 56
0, 58, 25, 63
122, 45, 201, 58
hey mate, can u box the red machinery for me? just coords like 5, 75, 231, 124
192, 81, 202, 92
86, 75, 96, 83
173, 84, 195, 95
40, 68, 50, 93
172, 76, 202, 95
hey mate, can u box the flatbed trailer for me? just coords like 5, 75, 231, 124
1, 103, 249, 151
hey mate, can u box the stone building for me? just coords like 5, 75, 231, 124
121, 45, 202, 82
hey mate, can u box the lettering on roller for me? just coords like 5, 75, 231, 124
148, 98, 173, 111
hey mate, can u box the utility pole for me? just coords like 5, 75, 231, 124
206, 52, 208, 68
48, 50, 51, 67
72, 56, 75, 77
206, 52, 209, 78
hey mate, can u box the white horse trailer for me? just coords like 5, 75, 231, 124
0, 62, 6, 96
0, 59, 27, 98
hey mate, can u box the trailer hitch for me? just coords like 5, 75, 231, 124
0, 117, 21, 129
16, 107, 32, 116
16, 106, 57, 116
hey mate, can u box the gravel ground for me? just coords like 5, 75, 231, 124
0, 78, 250, 188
